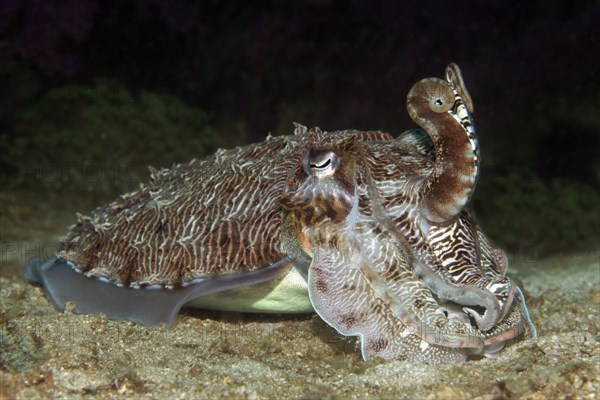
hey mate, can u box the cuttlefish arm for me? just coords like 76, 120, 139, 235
307, 228, 525, 361
476, 230, 538, 338
407, 63, 479, 224
308, 246, 468, 363
424, 211, 517, 328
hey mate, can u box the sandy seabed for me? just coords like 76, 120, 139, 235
1, 191, 598, 399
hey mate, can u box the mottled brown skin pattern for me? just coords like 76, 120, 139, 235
60, 127, 392, 285
61, 134, 295, 284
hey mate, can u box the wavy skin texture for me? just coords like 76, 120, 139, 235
61, 126, 314, 285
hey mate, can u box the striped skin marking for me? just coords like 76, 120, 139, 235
445, 63, 473, 112
426, 212, 516, 330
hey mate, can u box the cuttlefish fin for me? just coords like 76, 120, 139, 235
25, 256, 292, 326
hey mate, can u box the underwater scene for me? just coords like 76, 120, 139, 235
1, 1, 599, 398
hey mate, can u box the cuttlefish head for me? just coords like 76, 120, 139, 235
279, 138, 359, 231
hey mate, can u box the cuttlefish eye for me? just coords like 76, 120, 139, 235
305, 149, 339, 177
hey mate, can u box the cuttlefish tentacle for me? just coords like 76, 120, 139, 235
407, 63, 479, 224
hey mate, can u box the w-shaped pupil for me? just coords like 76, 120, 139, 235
311, 158, 331, 169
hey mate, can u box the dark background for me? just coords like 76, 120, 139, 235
1, 0, 598, 258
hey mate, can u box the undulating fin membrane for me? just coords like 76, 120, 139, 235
25, 257, 290, 326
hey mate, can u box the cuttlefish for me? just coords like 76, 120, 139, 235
26, 63, 535, 363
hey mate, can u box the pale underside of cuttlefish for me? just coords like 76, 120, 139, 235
26, 63, 536, 364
